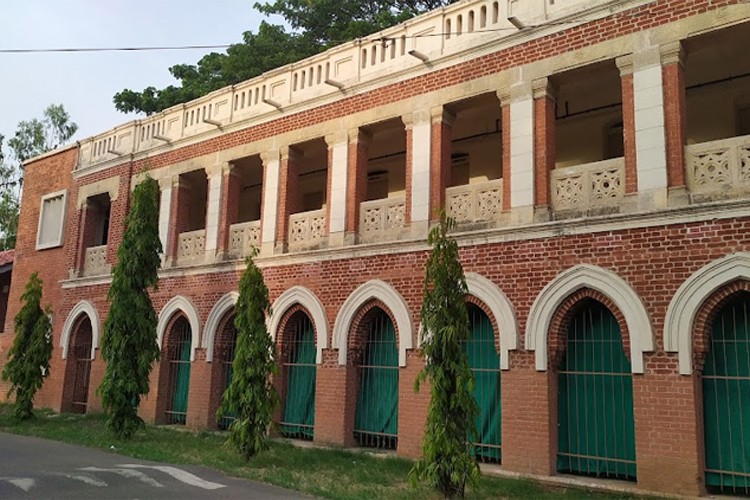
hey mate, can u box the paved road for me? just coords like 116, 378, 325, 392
0, 432, 306, 499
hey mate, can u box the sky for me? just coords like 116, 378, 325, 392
0, 1, 280, 148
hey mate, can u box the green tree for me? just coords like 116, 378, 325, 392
410, 213, 479, 498
99, 175, 162, 440
0, 104, 78, 250
1, 272, 53, 421
217, 249, 278, 460
113, 1, 456, 115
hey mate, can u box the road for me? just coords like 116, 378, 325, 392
0, 432, 307, 499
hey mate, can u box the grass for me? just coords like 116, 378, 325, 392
0, 404, 642, 499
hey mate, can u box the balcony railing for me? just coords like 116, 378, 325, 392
551, 158, 625, 212
229, 220, 261, 258
75, 0, 611, 172
289, 208, 327, 250
446, 179, 503, 224
177, 229, 206, 263
82, 245, 108, 277
686, 135, 750, 197
359, 197, 407, 243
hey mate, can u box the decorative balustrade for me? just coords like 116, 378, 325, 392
551, 158, 625, 212
229, 220, 261, 258
177, 230, 206, 262
359, 197, 407, 243
75, 0, 610, 172
82, 245, 108, 277
686, 135, 750, 196
446, 179, 503, 224
288, 209, 327, 250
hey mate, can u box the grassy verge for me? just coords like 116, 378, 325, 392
0, 405, 640, 499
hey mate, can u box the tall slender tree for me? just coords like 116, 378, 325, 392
99, 175, 162, 440
218, 249, 278, 460
1, 272, 53, 420
410, 213, 479, 498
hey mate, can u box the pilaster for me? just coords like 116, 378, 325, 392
260, 150, 281, 256
325, 131, 349, 248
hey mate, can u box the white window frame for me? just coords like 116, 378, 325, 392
36, 189, 68, 250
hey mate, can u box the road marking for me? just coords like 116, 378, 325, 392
119, 464, 226, 490
80, 467, 164, 488
54, 473, 108, 487
1, 478, 36, 492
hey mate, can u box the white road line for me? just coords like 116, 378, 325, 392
2, 478, 36, 492
80, 467, 164, 488
119, 464, 226, 490
54, 473, 108, 487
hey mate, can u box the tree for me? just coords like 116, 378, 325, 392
99, 175, 162, 440
410, 213, 478, 498
113, 1, 456, 115
217, 249, 278, 460
1, 272, 53, 420
0, 104, 78, 250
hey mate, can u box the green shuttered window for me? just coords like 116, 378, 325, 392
167, 317, 192, 425
281, 314, 317, 440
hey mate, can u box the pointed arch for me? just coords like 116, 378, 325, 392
525, 264, 653, 373
333, 280, 413, 367
465, 273, 519, 370
665, 253, 750, 375
157, 295, 201, 362
60, 300, 100, 360
268, 286, 329, 364
202, 292, 239, 363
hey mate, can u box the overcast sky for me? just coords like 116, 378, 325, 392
1, 1, 278, 149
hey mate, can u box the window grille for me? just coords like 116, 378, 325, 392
280, 314, 317, 440
165, 318, 191, 425
216, 322, 238, 430
70, 320, 93, 414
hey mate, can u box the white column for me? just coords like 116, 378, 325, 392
326, 131, 349, 247
204, 164, 223, 254
260, 150, 281, 256
409, 110, 432, 232
157, 177, 172, 258
633, 47, 668, 208
509, 83, 535, 223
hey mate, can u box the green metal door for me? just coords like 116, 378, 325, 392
281, 314, 317, 440
217, 323, 237, 430
557, 301, 636, 480
354, 309, 399, 449
167, 318, 191, 425
704, 294, 750, 494
463, 305, 502, 462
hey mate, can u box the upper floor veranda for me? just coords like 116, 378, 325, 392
24, 0, 750, 280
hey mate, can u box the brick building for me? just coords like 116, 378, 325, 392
2, 0, 750, 495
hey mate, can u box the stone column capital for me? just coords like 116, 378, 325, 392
660, 41, 686, 68
616, 54, 634, 76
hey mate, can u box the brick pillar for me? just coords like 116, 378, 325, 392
138, 360, 161, 424
633, 354, 704, 496
346, 129, 370, 244
397, 350, 430, 458
532, 78, 556, 219
217, 163, 241, 258
501, 352, 556, 475
166, 177, 191, 265
430, 106, 454, 223
75, 202, 98, 274
498, 90, 512, 211
403, 116, 415, 225
275, 147, 301, 253
617, 56, 638, 196
314, 349, 357, 447
186, 348, 212, 429
86, 352, 105, 414
661, 42, 687, 195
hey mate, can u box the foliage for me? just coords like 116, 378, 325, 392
217, 248, 278, 460
99, 175, 162, 440
113, 1, 456, 115
1, 273, 53, 420
410, 212, 479, 498
0, 104, 78, 250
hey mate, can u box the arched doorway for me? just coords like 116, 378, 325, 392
353, 308, 399, 449
557, 299, 636, 480
463, 304, 501, 463
279, 311, 317, 440
62, 316, 93, 414
703, 292, 750, 494
214, 315, 238, 430
164, 317, 192, 425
